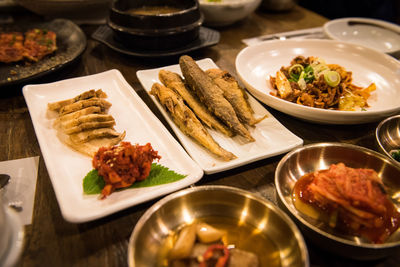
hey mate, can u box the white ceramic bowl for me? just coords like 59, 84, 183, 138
199, 0, 261, 26
235, 39, 400, 124
324, 17, 400, 55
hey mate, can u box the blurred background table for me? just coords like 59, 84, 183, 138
1, 3, 399, 267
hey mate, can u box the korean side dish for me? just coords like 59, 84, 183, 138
0, 28, 57, 63
93, 141, 161, 199
293, 163, 400, 244
150, 55, 265, 161
270, 56, 376, 111
159, 217, 280, 267
48, 89, 126, 157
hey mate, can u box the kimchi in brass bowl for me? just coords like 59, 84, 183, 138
128, 185, 309, 267
275, 142, 400, 260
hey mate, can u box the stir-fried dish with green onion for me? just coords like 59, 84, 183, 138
269, 56, 376, 111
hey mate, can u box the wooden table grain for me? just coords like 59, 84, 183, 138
1, 5, 399, 267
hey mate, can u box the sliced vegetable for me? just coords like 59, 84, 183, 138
196, 223, 225, 243
169, 224, 197, 260
288, 64, 304, 82
324, 71, 341, 87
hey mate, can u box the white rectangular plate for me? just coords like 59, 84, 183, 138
137, 58, 303, 174
23, 69, 203, 223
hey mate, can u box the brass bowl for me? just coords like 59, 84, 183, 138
128, 185, 309, 267
275, 142, 400, 260
376, 115, 400, 166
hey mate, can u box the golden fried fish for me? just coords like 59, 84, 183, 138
150, 83, 236, 161
179, 55, 254, 142
158, 69, 233, 137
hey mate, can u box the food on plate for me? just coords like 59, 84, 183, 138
92, 142, 161, 199
0, 32, 25, 63
293, 162, 400, 243
48, 89, 126, 156
206, 68, 266, 126
159, 69, 233, 137
161, 219, 271, 267
391, 149, 400, 162
23, 29, 57, 62
0, 29, 57, 63
180, 55, 254, 142
150, 82, 236, 161
270, 56, 376, 111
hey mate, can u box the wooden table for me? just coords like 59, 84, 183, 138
1, 5, 399, 267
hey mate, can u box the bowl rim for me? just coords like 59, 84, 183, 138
199, 0, 260, 7
110, 0, 200, 17
107, 13, 203, 36
376, 114, 400, 164
127, 184, 310, 267
275, 142, 400, 249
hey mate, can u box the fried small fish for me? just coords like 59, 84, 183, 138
206, 68, 266, 126
150, 83, 236, 161
48, 89, 107, 111
179, 55, 254, 142
158, 69, 233, 137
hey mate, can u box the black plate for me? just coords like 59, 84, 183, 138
91, 25, 220, 58
0, 19, 87, 87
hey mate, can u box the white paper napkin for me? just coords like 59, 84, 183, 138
0, 156, 39, 225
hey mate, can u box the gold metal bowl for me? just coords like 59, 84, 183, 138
376, 115, 400, 166
275, 142, 400, 260
128, 185, 309, 267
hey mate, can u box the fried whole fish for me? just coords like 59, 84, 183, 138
179, 55, 254, 142
206, 68, 266, 126
150, 82, 236, 161
158, 69, 233, 137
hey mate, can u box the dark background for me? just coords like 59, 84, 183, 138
298, 0, 400, 24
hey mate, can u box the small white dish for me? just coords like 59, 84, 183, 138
199, 0, 261, 26
137, 58, 303, 174
23, 70, 203, 223
323, 17, 400, 54
235, 39, 400, 124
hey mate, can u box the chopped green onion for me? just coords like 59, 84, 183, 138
289, 64, 304, 82
324, 71, 341, 87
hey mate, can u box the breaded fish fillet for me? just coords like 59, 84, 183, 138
48, 89, 107, 111
179, 55, 254, 142
150, 83, 236, 161
206, 69, 266, 126
54, 106, 104, 125
158, 69, 233, 137
60, 114, 114, 129
59, 132, 126, 157
69, 128, 125, 144
59, 98, 112, 115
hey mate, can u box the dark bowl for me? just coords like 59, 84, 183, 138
108, 0, 203, 50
